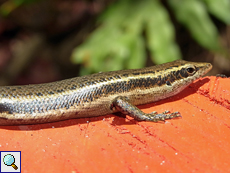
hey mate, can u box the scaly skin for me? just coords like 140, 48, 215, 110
0, 60, 212, 125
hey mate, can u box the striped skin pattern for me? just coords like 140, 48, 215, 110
0, 60, 212, 125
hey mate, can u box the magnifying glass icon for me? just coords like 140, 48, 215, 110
3, 154, 18, 170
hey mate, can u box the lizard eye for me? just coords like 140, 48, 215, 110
186, 67, 196, 74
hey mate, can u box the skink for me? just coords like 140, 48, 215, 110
0, 60, 212, 125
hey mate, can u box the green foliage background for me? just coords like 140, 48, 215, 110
71, 0, 230, 75
1, 0, 229, 75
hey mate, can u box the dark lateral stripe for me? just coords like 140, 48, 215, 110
1, 67, 190, 115
91, 70, 188, 97
132, 71, 156, 76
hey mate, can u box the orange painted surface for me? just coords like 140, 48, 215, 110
0, 76, 230, 172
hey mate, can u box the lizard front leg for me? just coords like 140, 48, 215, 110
111, 96, 181, 122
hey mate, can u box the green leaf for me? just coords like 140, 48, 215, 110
202, 0, 230, 24
168, 0, 221, 51
71, 0, 146, 74
146, 0, 181, 64
126, 35, 145, 69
